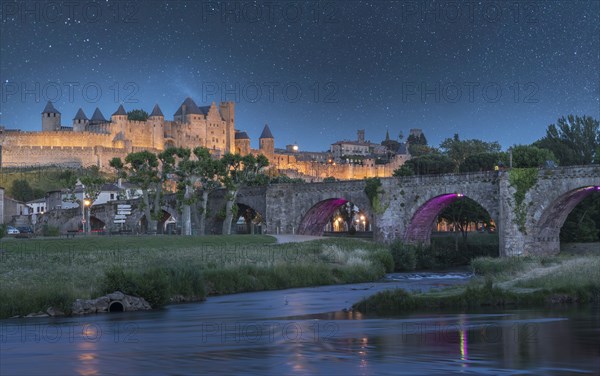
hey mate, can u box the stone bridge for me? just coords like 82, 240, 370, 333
44, 165, 599, 256
261, 165, 599, 256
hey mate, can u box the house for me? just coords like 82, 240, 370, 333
26, 197, 46, 214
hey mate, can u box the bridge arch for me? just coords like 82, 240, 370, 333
404, 193, 495, 245
234, 203, 265, 234
297, 198, 371, 236
138, 207, 178, 234
89, 216, 106, 232
529, 185, 600, 254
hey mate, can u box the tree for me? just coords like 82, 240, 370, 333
393, 164, 414, 177
407, 132, 427, 145
510, 145, 557, 168
560, 192, 600, 242
269, 174, 305, 184
407, 131, 432, 156
438, 197, 493, 250
78, 166, 106, 204
399, 154, 455, 175
407, 144, 436, 157
440, 134, 501, 172
459, 152, 506, 173
127, 109, 149, 121
220, 153, 269, 235
534, 115, 600, 165
110, 151, 162, 234
9, 179, 34, 202
191, 147, 223, 235
159, 147, 194, 235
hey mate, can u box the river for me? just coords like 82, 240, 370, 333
1, 272, 599, 375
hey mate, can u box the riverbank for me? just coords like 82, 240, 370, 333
0, 235, 393, 319
353, 253, 600, 315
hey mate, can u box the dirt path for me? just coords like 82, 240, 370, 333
272, 235, 324, 244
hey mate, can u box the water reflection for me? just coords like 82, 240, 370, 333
76, 326, 99, 376
1, 276, 599, 375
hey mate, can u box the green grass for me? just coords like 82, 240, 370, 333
0, 235, 392, 318
354, 253, 600, 316
0, 166, 80, 196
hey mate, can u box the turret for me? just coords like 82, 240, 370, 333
148, 104, 165, 150
90, 108, 107, 125
72, 108, 88, 132
174, 97, 202, 123
259, 124, 274, 160
234, 131, 251, 155
220, 101, 235, 153
111, 104, 128, 122
358, 129, 365, 143
42, 101, 61, 132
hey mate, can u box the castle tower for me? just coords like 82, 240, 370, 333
234, 131, 251, 155
72, 108, 88, 132
90, 108, 107, 124
109, 105, 128, 140
41, 101, 61, 132
219, 101, 235, 153
259, 124, 274, 160
174, 97, 202, 123
111, 104, 128, 122
357, 129, 365, 143
89, 107, 108, 133
148, 104, 165, 150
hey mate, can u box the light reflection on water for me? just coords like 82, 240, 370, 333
1, 273, 599, 375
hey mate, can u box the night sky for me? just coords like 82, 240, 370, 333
1, 0, 598, 152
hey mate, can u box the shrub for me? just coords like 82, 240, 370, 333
102, 266, 177, 307
390, 241, 417, 271
369, 248, 395, 273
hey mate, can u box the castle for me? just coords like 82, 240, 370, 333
0, 99, 409, 180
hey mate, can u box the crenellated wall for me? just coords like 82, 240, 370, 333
1, 131, 114, 148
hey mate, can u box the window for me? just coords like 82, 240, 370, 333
110, 193, 115, 200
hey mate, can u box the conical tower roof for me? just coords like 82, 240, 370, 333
90, 108, 107, 122
42, 101, 60, 114
174, 97, 202, 116
73, 108, 88, 120
112, 104, 127, 116
149, 104, 164, 117
259, 124, 274, 139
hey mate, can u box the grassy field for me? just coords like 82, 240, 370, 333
0, 235, 393, 318
354, 253, 600, 315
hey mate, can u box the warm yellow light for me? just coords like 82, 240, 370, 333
84, 199, 91, 206
360, 215, 365, 221
292, 145, 299, 151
